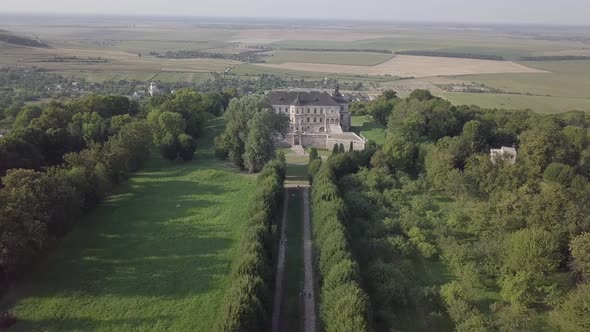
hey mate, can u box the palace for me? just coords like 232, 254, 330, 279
267, 87, 366, 150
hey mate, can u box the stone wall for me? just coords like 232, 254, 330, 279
301, 134, 328, 149
327, 133, 366, 151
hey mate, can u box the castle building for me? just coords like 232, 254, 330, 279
267, 86, 366, 150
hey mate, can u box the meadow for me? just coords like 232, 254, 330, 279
0, 119, 257, 331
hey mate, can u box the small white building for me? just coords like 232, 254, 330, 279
490, 146, 517, 164
148, 82, 160, 96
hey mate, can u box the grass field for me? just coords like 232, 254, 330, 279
443, 92, 590, 114
0, 119, 256, 331
352, 116, 387, 145
266, 50, 394, 66
459, 60, 590, 98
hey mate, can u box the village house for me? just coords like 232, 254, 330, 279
490, 146, 517, 164
267, 86, 366, 150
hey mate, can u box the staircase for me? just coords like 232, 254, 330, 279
291, 145, 306, 156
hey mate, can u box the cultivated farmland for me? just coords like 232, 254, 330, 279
255, 55, 545, 77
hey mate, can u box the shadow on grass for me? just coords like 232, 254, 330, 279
14, 315, 176, 331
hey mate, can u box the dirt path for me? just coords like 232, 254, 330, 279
302, 187, 316, 332
271, 189, 289, 332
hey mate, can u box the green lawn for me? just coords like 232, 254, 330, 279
351, 115, 387, 145
283, 189, 304, 332
1, 119, 256, 331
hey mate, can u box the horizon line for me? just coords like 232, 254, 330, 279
1, 11, 589, 28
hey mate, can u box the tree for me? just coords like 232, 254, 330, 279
177, 134, 197, 161
570, 233, 590, 279
408, 89, 434, 101
216, 96, 287, 170
332, 143, 339, 155
543, 162, 575, 186
462, 120, 488, 153
500, 228, 560, 307
243, 111, 278, 173
551, 284, 590, 332
339, 143, 345, 154
519, 121, 569, 174
349, 141, 354, 152
309, 147, 319, 162
382, 89, 397, 100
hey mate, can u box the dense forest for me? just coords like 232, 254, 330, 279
0, 88, 235, 289
311, 90, 590, 331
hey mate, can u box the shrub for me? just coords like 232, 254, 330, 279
216, 157, 285, 331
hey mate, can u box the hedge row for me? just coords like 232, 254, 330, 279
216, 156, 285, 332
311, 150, 374, 332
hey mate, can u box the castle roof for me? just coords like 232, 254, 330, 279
267, 91, 344, 107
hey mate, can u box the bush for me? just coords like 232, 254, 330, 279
311, 154, 371, 331
216, 157, 285, 331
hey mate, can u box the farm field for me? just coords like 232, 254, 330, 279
255, 55, 545, 78
442, 92, 590, 114
1, 15, 590, 113
0, 119, 256, 331
458, 60, 590, 98
266, 50, 394, 66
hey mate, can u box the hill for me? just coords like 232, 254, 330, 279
0, 30, 50, 48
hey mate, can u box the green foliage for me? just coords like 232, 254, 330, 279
0, 102, 152, 280
216, 157, 285, 331
216, 95, 287, 171
500, 228, 560, 307
543, 162, 575, 185
339, 143, 345, 153
332, 143, 339, 155
550, 283, 590, 332
570, 233, 590, 279
311, 153, 372, 331
462, 120, 489, 153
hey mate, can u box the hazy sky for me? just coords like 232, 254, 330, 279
1, 0, 588, 25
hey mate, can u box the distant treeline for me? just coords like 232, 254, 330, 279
519, 55, 590, 61
0, 30, 50, 48
397, 50, 505, 61
150, 49, 269, 63
280, 47, 393, 54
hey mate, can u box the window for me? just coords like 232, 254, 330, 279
307, 118, 310, 123
278, 107, 282, 112
307, 108, 310, 114
313, 118, 316, 123
314, 108, 317, 114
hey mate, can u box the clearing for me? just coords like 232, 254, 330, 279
0, 119, 256, 331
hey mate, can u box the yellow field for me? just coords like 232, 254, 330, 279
255, 55, 545, 78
